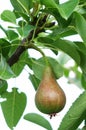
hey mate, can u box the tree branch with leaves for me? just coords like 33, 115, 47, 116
0, 0, 86, 130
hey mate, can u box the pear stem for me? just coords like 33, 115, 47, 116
28, 43, 49, 65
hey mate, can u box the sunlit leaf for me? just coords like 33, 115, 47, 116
1, 10, 16, 24
44, 26, 77, 39
1, 88, 27, 129
24, 113, 52, 130
40, 0, 58, 9
58, 0, 79, 19
0, 54, 15, 80
37, 37, 58, 54
54, 39, 80, 65
38, 37, 80, 65
0, 26, 18, 41
58, 91, 86, 130
74, 12, 86, 44
10, 0, 33, 13
15, 0, 31, 13
10, 0, 24, 12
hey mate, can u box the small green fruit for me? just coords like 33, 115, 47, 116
35, 64, 66, 118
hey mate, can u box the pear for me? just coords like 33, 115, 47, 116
35, 64, 66, 118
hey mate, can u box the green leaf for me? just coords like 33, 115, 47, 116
27, 0, 33, 9
54, 0, 59, 4
18, 20, 26, 27
82, 126, 86, 130
15, 0, 31, 13
29, 74, 40, 90
0, 38, 11, 57
17, 24, 34, 37
8, 39, 21, 57
0, 26, 19, 41
24, 113, 52, 130
39, 26, 76, 40
1, 10, 16, 24
10, 0, 33, 13
0, 25, 7, 36
40, 0, 58, 9
41, 0, 79, 20
22, 24, 34, 37
58, 0, 79, 19
75, 42, 86, 55
58, 91, 86, 130
15, 11, 30, 22
6, 30, 19, 41
38, 37, 54, 44
81, 74, 86, 89
50, 27, 77, 39
10, 0, 25, 12
79, 53, 86, 74
39, 38, 80, 65
1, 88, 27, 129
74, 12, 86, 43
37, 37, 58, 54
54, 39, 80, 65
32, 56, 63, 80
0, 54, 15, 80
74, 43, 86, 77
57, 53, 71, 66
12, 51, 28, 76
26, 57, 33, 69
0, 80, 8, 95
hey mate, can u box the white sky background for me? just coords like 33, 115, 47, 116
0, 0, 84, 130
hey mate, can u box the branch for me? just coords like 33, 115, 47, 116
7, 28, 44, 66
7, 14, 55, 67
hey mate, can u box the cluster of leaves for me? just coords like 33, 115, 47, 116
0, 0, 86, 129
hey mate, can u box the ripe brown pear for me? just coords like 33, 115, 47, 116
35, 64, 66, 118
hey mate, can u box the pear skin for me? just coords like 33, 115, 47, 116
35, 65, 66, 116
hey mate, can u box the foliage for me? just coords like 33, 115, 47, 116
24, 113, 52, 130
1, 88, 26, 129
58, 91, 86, 130
0, 0, 86, 129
